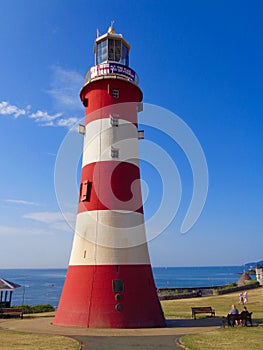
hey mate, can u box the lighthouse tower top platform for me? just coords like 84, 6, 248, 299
83, 25, 139, 86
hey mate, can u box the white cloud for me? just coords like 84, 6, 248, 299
0, 101, 27, 118
0, 225, 48, 236
0, 66, 83, 128
23, 211, 76, 232
23, 211, 65, 223
52, 221, 75, 232
48, 65, 83, 110
5, 199, 39, 206
0, 100, 80, 129
0, 210, 76, 237
29, 110, 62, 125
29, 110, 80, 128
56, 117, 79, 128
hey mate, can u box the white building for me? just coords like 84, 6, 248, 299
255, 267, 263, 285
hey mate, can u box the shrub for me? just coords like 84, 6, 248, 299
218, 283, 237, 291
246, 279, 258, 285
12, 304, 55, 314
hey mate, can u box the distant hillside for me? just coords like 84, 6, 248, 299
245, 260, 263, 270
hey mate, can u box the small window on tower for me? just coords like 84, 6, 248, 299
110, 114, 119, 127
138, 130, 145, 140
83, 97, 88, 107
112, 280, 124, 293
80, 181, 92, 202
111, 89, 119, 98
137, 102, 143, 112
111, 147, 119, 158
78, 124, 86, 135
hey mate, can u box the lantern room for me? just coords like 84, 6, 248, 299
94, 25, 130, 66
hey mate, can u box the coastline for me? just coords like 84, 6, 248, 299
158, 282, 260, 300
0, 266, 256, 306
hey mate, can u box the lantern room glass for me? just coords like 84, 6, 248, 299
96, 39, 129, 66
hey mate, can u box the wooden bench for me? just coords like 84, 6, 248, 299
191, 306, 215, 319
225, 312, 252, 327
0, 308, 23, 319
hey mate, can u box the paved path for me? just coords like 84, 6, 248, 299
75, 335, 183, 350
0, 317, 223, 349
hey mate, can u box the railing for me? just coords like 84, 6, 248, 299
84, 63, 139, 85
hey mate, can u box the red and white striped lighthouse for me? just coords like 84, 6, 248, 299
54, 25, 165, 328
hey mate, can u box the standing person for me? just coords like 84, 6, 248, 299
238, 292, 244, 304
243, 291, 248, 304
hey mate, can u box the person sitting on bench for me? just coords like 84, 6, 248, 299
228, 304, 239, 326
240, 306, 250, 326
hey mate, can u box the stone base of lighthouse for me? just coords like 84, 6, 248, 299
53, 264, 165, 328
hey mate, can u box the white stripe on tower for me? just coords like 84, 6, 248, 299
69, 211, 150, 265
82, 117, 140, 167
69, 112, 147, 264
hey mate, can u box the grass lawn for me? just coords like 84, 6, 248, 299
181, 327, 263, 350
0, 287, 262, 349
161, 287, 263, 321
160, 287, 263, 350
0, 311, 79, 349
0, 330, 80, 350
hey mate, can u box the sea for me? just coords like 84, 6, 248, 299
0, 266, 251, 307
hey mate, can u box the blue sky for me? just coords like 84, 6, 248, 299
0, 0, 262, 268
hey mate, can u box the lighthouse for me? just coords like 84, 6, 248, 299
53, 25, 165, 328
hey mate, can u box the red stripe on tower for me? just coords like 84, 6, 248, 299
78, 161, 144, 214
53, 24, 165, 328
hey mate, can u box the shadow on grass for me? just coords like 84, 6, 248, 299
252, 318, 263, 326
166, 317, 223, 328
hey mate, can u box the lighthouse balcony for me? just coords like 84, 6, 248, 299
84, 63, 139, 85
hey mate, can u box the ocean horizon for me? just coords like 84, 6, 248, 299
0, 266, 252, 306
